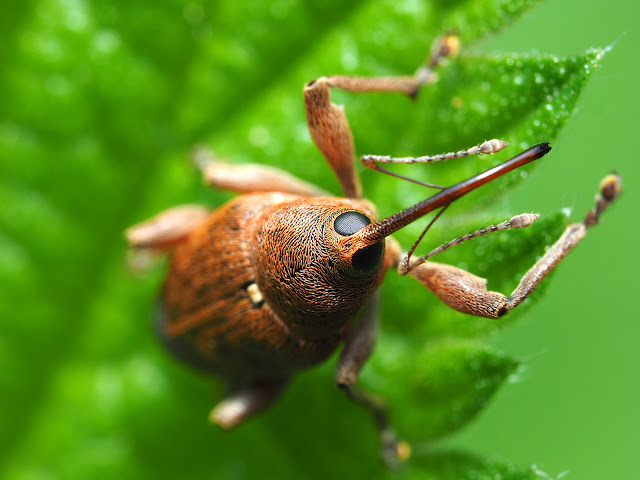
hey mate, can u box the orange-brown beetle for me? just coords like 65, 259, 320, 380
126, 37, 621, 466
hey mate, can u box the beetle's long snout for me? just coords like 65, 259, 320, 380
357, 142, 552, 246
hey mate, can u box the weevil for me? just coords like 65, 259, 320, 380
126, 36, 621, 466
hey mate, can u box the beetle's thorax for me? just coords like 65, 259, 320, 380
248, 196, 386, 340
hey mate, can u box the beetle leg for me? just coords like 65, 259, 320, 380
209, 378, 289, 429
193, 146, 327, 196
336, 292, 380, 387
404, 174, 622, 318
126, 204, 211, 251
125, 205, 211, 272
336, 292, 410, 467
304, 35, 459, 199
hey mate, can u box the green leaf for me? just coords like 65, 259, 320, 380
392, 450, 554, 480
368, 338, 520, 440
0, 0, 608, 478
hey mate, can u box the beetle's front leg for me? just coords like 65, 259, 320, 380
336, 292, 410, 468
405, 174, 622, 318
304, 35, 459, 199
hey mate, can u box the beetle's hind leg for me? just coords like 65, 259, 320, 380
210, 378, 290, 429
304, 35, 460, 199
335, 292, 410, 468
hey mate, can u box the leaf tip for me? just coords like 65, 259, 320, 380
584, 43, 614, 72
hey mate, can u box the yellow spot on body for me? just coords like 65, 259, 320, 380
247, 283, 263, 304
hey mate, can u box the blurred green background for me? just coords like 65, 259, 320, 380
455, 1, 640, 478
1, 0, 638, 479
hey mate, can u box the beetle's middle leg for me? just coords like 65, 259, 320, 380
336, 292, 410, 468
304, 35, 460, 199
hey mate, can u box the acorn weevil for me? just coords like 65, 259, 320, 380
126, 36, 621, 466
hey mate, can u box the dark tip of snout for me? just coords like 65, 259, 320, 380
533, 142, 551, 158
351, 242, 385, 274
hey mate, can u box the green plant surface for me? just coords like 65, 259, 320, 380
1, 0, 638, 479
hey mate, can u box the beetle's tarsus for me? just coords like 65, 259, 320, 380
584, 173, 622, 227
381, 429, 411, 469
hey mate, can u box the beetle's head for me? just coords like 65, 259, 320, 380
251, 143, 552, 339
251, 198, 386, 339
323, 209, 386, 278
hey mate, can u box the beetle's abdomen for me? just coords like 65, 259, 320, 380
158, 193, 339, 381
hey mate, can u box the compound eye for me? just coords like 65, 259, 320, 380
334, 211, 371, 236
